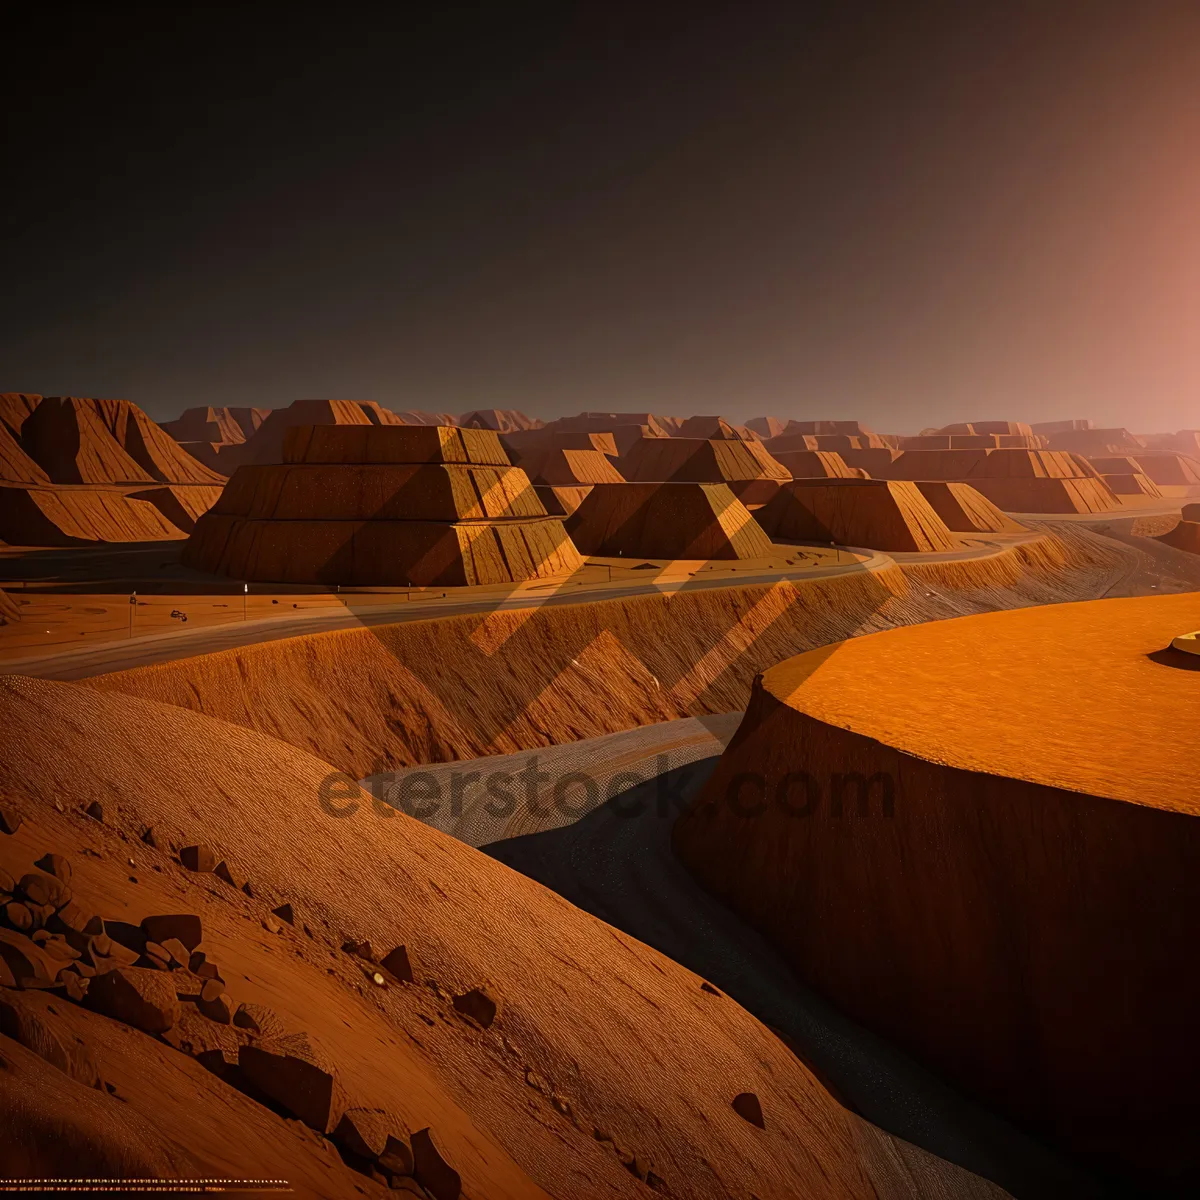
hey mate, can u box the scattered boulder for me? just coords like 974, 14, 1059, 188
142, 942, 172, 970
141, 914, 202, 951
197, 981, 233, 1024
85, 801, 104, 822
732, 1091, 765, 1128
261, 914, 282, 935
271, 902, 294, 926
86, 966, 180, 1034
162, 1004, 247, 1075
34, 854, 71, 883
0, 805, 22, 835
18, 872, 71, 910
333, 1107, 414, 1177
103, 920, 147, 956
342, 939, 377, 962
62, 972, 89, 1003
50, 900, 103, 943
0, 929, 60, 988
451, 987, 496, 1029
214, 860, 244, 890
5, 901, 32, 933
179, 845, 217, 874
188, 951, 221, 981
238, 1032, 348, 1134
379, 945, 413, 983
411, 1128, 462, 1200
141, 826, 160, 848
159, 938, 190, 969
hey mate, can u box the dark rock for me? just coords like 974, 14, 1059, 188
342, 939, 377, 962
732, 1091, 765, 1128
41, 936, 79, 962
50, 901, 103, 944
18, 872, 71, 911
380, 945, 413, 983
214, 860, 244, 890
242, 880, 255, 899
30, 903, 57, 930
85, 966, 180, 1033
5, 901, 32, 933
261, 914, 282, 935
62, 971, 89, 1003
159, 938, 189, 969
451, 987, 496, 1029
141, 826, 160, 848
180, 845, 217, 874
141, 914, 202, 951
85, 801, 104, 822
271, 902, 294, 926
197, 988, 234, 1025
334, 1107, 414, 1176
162, 1004, 247, 1074
700, 982, 721, 996
411, 1128, 462, 1200
142, 942, 172, 970
103, 920, 147, 956
0, 931, 61, 989
238, 1032, 348, 1134
34, 854, 71, 884
0, 806, 22, 835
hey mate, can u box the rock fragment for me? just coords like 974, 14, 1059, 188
261, 914, 282, 935
271, 902, 294, 926
18, 872, 71, 911
732, 1091, 765, 1128
5, 902, 32, 933
379, 945, 413, 983
0, 805, 23, 835
141, 826, 160, 848
0, 929, 60, 988
180, 845, 217, 874
197, 988, 234, 1025
159, 938, 190, 969
214, 860, 244, 890
86, 966, 180, 1033
333, 1107, 414, 1176
411, 1128, 462, 1200
34, 854, 71, 884
141, 914, 203, 951
85, 801, 104, 822
238, 1032, 348, 1134
451, 987, 496, 1029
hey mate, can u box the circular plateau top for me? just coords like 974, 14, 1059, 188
763, 592, 1200, 816
1173, 629, 1200, 656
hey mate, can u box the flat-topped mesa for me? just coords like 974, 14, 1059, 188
755, 478, 961, 553
182, 424, 583, 587
514, 446, 626, 516
1046, 426, 1146, 455
457, 408, 542, 433
673, 415, 760, 441
566, 481, 774, 560
878, 447, 1122, 513
672, 593, 1200, 1190
1158, 511, 1200, 555
767, 450, 866, 481
619, 436, 791, 507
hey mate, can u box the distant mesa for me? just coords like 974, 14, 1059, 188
769, 449, 867, 480
513, 446, 625, 516
935, 420, 1034, 437
1122, 451, 1200, 489
457, 408, 543, 433
160, 405, 270, 472
1140, 429, 1200, 457
765, 429, 887, 454
744, 415, 788, 440
912, 481, 1027, 535
183, 423, 583, 587
1082, 455, 1163, 498
1031, 418, 1092, 435
619, 436, 791, 508
673, 415, 760, 441
755, 478, 960, 553
0, 394, 222, 546
673, 592, 1200, 1190
566, 481, 774, 560
541, 411, 673, 440
501, 428, 619, 461
880, 447, 1122, 513
1045, 426, 1146, 455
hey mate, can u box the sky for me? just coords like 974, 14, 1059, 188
3, 2, 1200, 433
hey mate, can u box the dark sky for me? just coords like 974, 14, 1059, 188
4, 2, 1200, 432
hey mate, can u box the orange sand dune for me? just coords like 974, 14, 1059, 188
0, 674, 1008, 1199
755, 480, 960, 553
673, 593, 1200, 1190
